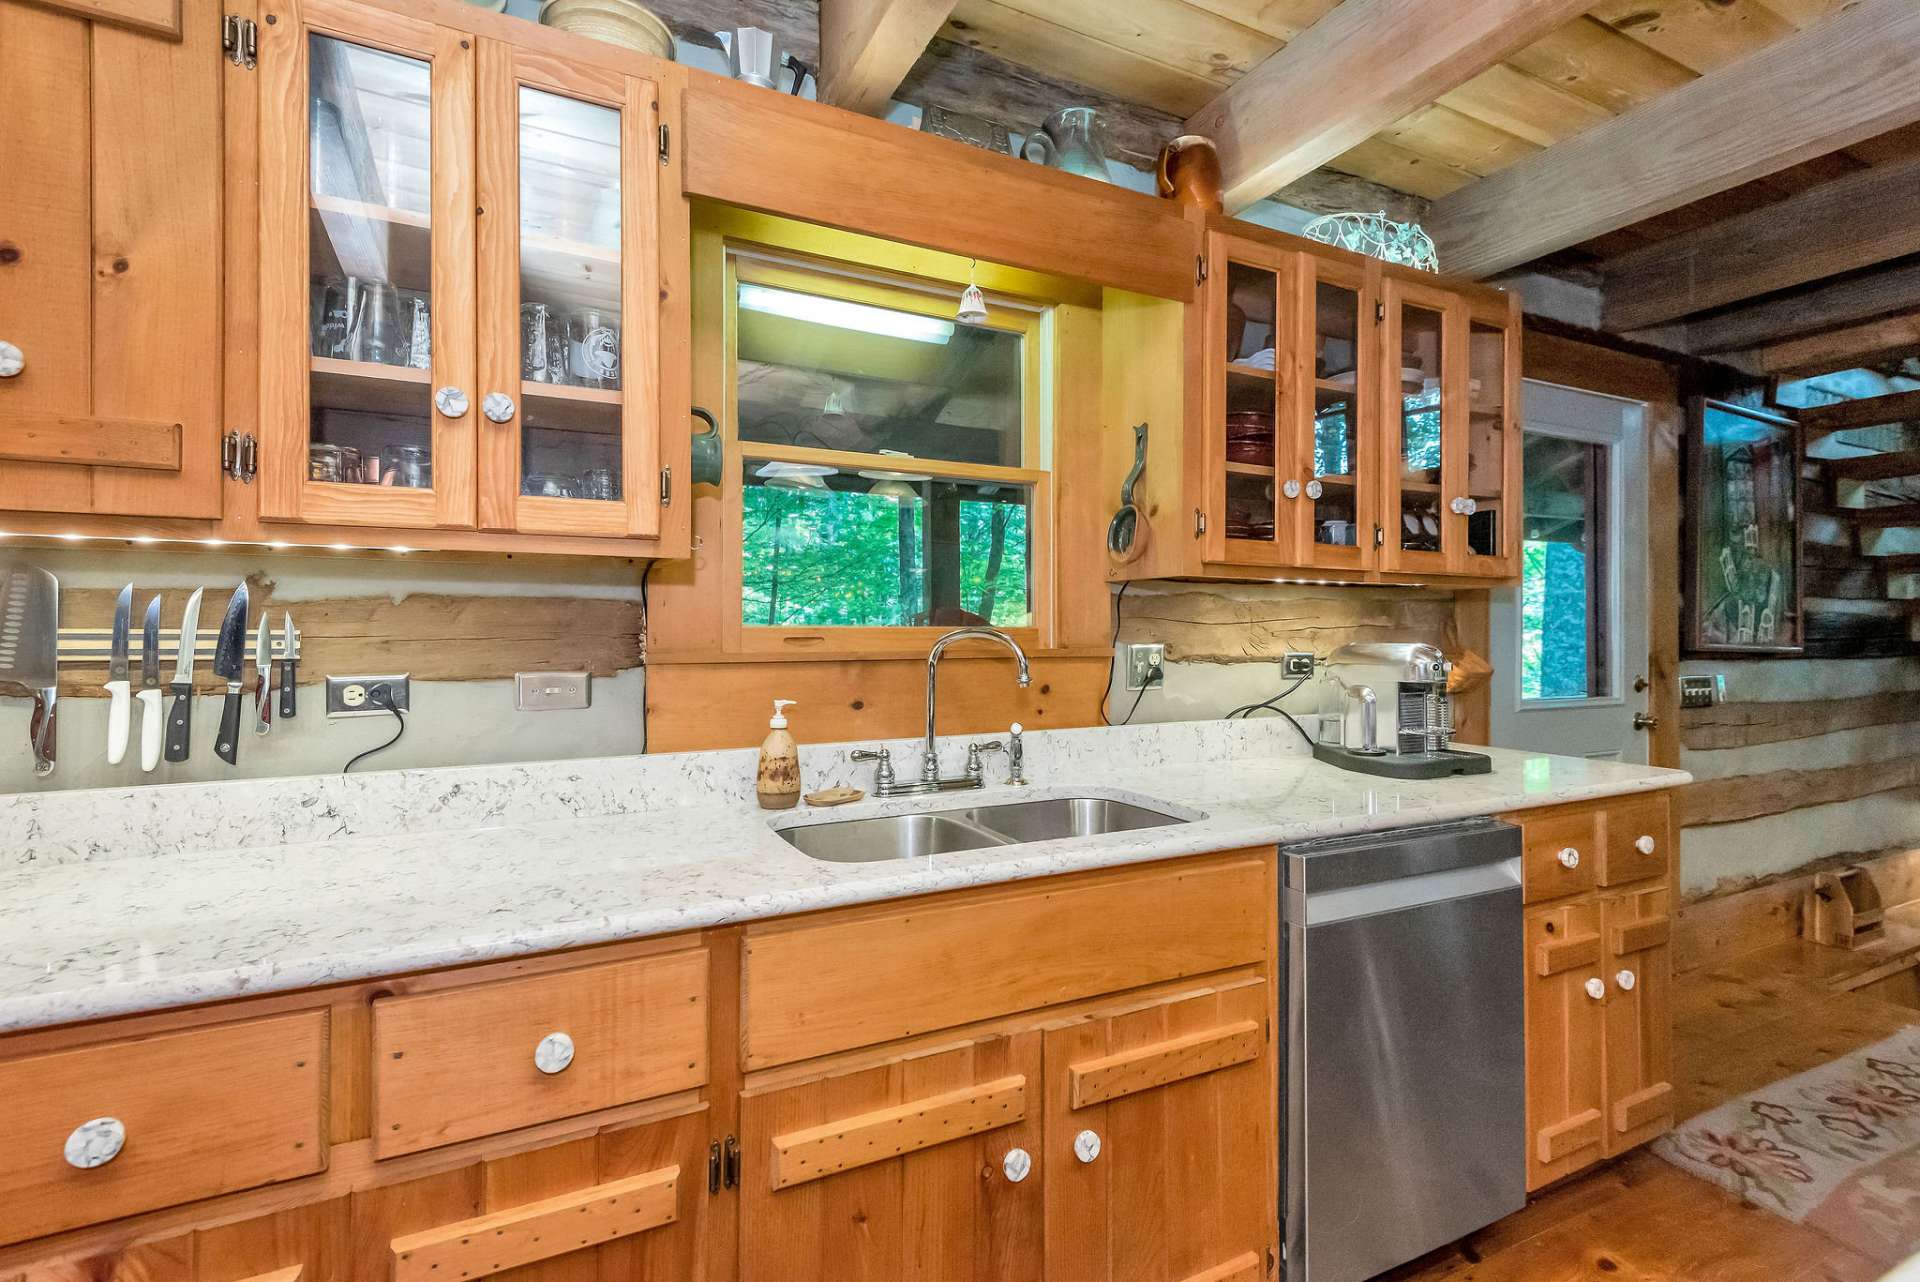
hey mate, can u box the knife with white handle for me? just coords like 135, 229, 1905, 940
136, 594, 163, 771
104, 583, 132, 766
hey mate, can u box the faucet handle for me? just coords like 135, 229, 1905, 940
965, 740, 1005, 781
850, 747, 895, 790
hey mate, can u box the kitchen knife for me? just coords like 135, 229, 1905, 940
164, 587, 204, 763
212, 583, 249, 765
279, 611, 297, 719
0, 564, 59, 776
136, 594, 164, 772
253, 613, 272, 736
104, 583, 133, 766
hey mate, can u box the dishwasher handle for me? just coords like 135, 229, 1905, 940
1298, 856, 1520, 926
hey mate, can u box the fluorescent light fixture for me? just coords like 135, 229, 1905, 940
739, 283, 953, 346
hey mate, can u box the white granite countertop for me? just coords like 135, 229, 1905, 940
0, 722, 1688, 1033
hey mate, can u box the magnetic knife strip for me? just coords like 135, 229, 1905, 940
53, 628, 302, 664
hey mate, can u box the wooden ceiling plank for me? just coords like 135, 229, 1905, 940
1436, 62, 1613, 148
1185, 0, 1596, 211
1742, 312, 1920, 379
1825, 448, 1920, 481
1602, 153, 1920, 331
1323, 135, 1479, 201
1750, 0, 1860, 26
941, 0, 1224, 117
986, 0, 1277, 88
1427, 0, 1920, 279
1502, 16, 1695, 116
1376, 102, 1539, 178
819, 0, 967, 116
1799, 391, 1920, 436
1584, 0, 1794, 75
1684, 260, 1920, 355
1173, 0, 1333, 40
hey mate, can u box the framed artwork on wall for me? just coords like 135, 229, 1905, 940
1683, 398, 1802, 656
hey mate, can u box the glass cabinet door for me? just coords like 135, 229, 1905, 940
256, 0, 476, 529
1206, 235, 1290, 565
1381, 275, 1458, 573
1291, 253, 1372, 572
1458, 301, 1520, 573
477, 53, 660, 539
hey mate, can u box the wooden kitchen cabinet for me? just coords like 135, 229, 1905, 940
1510, 792, 1676, 1191
1105, 215, 1519, 586
0, 0, 224, 518
251, 0, 683, 546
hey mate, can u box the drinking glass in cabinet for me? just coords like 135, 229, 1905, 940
1398, 304, 1445, 554
1312, 281, 1361, 548
1465, 320, 1508, 558
518, 87, 624, 501
306, 34, 435, 488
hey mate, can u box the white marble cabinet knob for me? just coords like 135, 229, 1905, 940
434, 386, 470, 419
481, 391, 516, 423
1001, 1147, 1032, 1183
1281, 479, 1301, 500
1634, 834, 1656, 855
0, 340, 22, 378
1584, 978, 1606, 1001
65, 1117, 127, 1169
534, 1030, 575, 1075
1073, 1129, 1102, 1164
1557, 847, 1581, 869
1615, 969, 1637, 992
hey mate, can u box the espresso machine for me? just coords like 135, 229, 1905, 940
1312, 642, 1491, 779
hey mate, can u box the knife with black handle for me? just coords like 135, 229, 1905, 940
164, 587, 204, 764
279, 611, 297, 719
212, 583, 250, 765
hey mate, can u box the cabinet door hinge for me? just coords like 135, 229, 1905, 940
722, 1134, 741, 1189
1196, 255, 1208, 285
222, 14, 258, 69
660, 465, 672, 506
221, 431, 257, 483
1194, 507, 1206, 539
1374, 300, 1385, 323
657, 123, 671, 166
707, 1140, 722, 1194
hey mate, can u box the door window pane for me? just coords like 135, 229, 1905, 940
1467, 320, 1508, 557
1223, 261, 1277, 542
1521, 434, 1610, 700
519, 87, 622, 501
740, 461, 1032, 628
735, 278, 1025, 469
307, 35, 434, 489
1312, 281, 1360, 547
1397, 303, 1444, 552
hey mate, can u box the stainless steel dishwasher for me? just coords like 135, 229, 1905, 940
1281, 818, 1524, 1282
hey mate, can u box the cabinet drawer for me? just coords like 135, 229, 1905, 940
743, 855, 1269, 1069
1600, 793, 1671, 887
1519, 807, 1600, 903
372, 950, 709, 1158
0, 1011, 327, 1246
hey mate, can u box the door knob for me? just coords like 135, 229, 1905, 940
1584, 978, 1605, 1001
1557, 847, 1581, 869
1633, 713, 1659, 731
1615, 969, 1637, 992
1001, 1147, 1032, 1183
1073, 1129, 1102, 1163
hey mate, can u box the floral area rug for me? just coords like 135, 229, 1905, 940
1657, 1025, 1920, 1261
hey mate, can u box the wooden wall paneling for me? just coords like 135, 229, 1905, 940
1682, 689, 1920, 750
681, 74, 1199, 303
85, 0, 223, 518
643, 654, 1107, 752
1049, 300, 1110, 650
0, 0, 97, 514
1429, 0, 1920, 277
1677, 757, 1920, 828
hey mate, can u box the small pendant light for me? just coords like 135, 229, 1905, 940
956, 259, 988, 326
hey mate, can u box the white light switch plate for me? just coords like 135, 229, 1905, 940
516, 671, 591, 711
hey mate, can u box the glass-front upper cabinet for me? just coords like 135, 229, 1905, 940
476, 52, 663, 539
1380, 272, 1460, 575
258, 0, 477, 530
1289, 252, 1373, 574
1458, 294, 1522, 576
1204, 234, 1293, 565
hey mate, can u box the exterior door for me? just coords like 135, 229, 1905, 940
1042, 981, 1272, 1282
1378, 273, 1460, 575
1287, 252, 1375, 575
256, 0, 478, 530
1204, 233, 1295, 567
476, 44, 664, 539
1488, 380, 1651, 762
737, 1032, 1044, 1282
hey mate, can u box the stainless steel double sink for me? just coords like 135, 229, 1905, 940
776, 796, 1188, 863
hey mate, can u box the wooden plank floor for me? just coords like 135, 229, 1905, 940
1383, 943, 1920, 1282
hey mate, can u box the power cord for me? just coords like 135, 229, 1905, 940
1225, 677, 1317, 749
1098, 582, 1132, 725
1115, 658, 1160, 726
343, 682, 406, 774
638, 560, 655, 754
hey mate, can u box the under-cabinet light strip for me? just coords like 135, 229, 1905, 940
0, 531, 415, 554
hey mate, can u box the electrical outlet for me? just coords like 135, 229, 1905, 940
516, 671, 592, 711
1679, 674, 1724, 709
1282, 651, 1316, 679
1124, 643, 1165, 691
326, 673, 411, 719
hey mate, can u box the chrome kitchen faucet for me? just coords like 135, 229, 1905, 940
850, 627, 1031, 796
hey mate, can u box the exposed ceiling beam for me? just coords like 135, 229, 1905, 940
1826, 449, 1920, 481
1740, 312, 1920, 380
1428, 0, 1920, 279
1603, 154, 1920, 332
1184, 0, 1594, 214
1680, 259, 1920, 356
817, 0, 964, 116
1800, 390, 1920, 437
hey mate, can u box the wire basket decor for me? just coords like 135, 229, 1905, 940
1300, 210, 1439, 273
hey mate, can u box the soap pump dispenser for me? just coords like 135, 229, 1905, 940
756, 699, 801, 810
